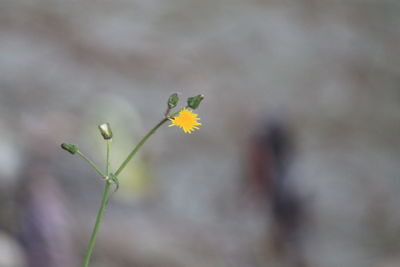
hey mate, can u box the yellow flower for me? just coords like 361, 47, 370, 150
168, 108, 202, 133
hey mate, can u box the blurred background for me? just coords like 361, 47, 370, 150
0, 0, 400, 266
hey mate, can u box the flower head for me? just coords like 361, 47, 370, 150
169, 108, 202, 133
98, 122, 113, 140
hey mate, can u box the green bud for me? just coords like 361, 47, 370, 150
167, 93, 179, 109
98, 123, 113, 140
187, 94, 204, 109
61, 143, 79, 155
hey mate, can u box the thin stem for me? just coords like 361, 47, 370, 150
80, 117, 169, 267
106, 141, 110, 176
81, 182, 111, 267
77, 151, 106, 178
114, 118, 168, 177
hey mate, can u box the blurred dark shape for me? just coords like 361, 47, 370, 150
15, 135, 78, 267
245, 119, 308, 267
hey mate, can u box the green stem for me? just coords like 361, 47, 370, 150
114, 117, 168, 177
80, 118, 168, 267
81, 182, 111, 267
106, 141, 110, 175
77, 151, 106, 179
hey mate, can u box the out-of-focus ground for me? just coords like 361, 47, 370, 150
0, 0, 400, 267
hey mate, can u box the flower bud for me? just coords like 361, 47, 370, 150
187, 94, 204, 110
98, 123, 113, 140
167, 93, 179, 109
61, 143, 79, 155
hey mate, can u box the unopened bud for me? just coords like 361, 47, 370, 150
98, 123, 113, 140
61, 143, 79, 155
167, 93, 179, 109
187, 94, 204, 110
